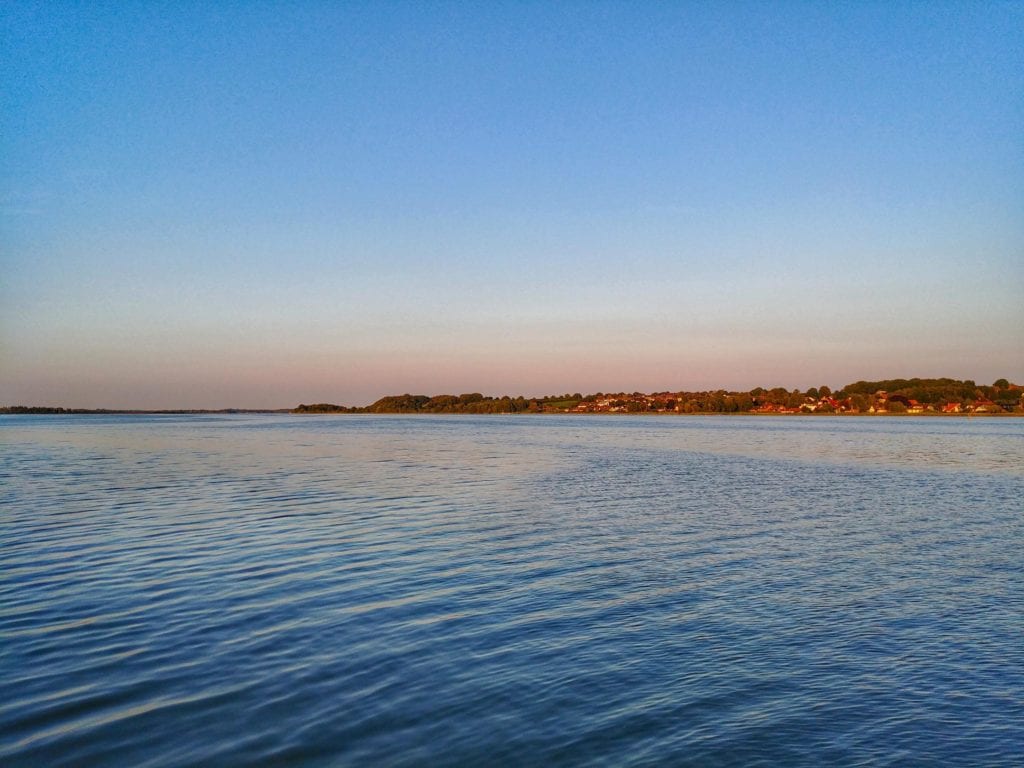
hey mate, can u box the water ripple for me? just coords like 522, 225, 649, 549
2, 414, 1022, 766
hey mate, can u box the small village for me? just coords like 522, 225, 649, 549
285, 379, 1023, 415
569, 390, 1019, 415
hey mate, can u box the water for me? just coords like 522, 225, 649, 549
2, 414, 1022, 766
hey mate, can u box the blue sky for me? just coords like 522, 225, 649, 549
2, 1, 1022, 408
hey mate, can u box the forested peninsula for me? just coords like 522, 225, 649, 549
6, 378, 1021, 416
294, 378, 1023, 415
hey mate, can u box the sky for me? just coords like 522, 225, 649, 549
2, 1, 1022, 408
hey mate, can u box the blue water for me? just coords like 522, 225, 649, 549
2, 415, 1022, 766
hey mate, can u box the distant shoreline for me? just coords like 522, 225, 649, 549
2, 409, 1021, 418
4, 376, 1022, 417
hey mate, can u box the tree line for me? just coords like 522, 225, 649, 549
293, 377, 1022, 415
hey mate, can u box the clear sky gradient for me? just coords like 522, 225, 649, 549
2, 2, 1022, 408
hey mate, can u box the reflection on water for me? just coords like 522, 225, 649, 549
1, 415, 1022, 766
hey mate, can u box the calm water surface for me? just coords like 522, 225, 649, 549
2, 415, 1022, 766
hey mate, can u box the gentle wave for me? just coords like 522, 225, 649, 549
2, 415, 1022, 766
